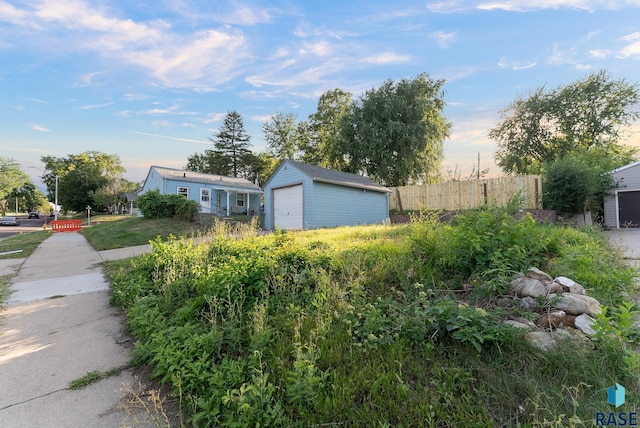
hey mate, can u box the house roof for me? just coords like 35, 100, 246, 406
611, 159, 640, 174
268, 160, 391, 193
149, 166, 262, 193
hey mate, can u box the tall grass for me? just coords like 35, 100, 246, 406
105, 208, 639, 427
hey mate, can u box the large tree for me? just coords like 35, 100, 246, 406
491, 70, 640, 174
337, 73, 450, 186
41, 151, 125, 212
302, 88, 352, 168
262, 112, 302, 160
211, 111, 253, 177
0, 157, 30, 215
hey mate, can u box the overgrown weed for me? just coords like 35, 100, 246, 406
105, 205, 639, 426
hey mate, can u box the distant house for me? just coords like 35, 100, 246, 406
604, 160, 640, 228
140, 166, 263, 216
263, 160, 390, 230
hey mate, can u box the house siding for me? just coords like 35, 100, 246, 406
311, 182, 389, 228
604, 162, 640, 228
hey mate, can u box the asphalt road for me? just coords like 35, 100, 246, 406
0, 215, 52, 240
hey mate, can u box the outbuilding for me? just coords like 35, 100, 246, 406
140, 166, 263, 216
263, 160, 390, 230
604, 160, 640, 228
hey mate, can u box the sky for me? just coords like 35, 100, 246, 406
2, 0, 640, 187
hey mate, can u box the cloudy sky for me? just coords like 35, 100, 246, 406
2, 0, 640, 185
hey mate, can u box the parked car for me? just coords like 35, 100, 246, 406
0, 216, 21, 226
28, 212, 40, 219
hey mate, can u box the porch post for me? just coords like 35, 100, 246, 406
246, 192, 250, 216
226, 191, 230, 216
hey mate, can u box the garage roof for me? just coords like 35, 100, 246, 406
268, 160, 391, 193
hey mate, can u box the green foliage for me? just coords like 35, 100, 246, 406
492, 70, 640, 174
338, 73, 451, 186
107, 215, 639, 426
412, 205, 549, 287
136, 190, 199, 221
0, 156, 30, 213
41, 151, 125, 212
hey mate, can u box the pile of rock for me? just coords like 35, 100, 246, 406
505, 267, 602, 352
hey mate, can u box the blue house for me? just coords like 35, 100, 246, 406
140, 166, 263, 216
263, 160, 390, 230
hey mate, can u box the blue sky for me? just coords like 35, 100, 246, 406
2, 0, 640, 186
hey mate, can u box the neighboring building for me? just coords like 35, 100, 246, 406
604, 160, 640, 228
140, 166, 263, 216
263, 160, 390, 230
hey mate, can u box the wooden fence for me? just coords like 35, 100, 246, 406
389, 175, 541, 212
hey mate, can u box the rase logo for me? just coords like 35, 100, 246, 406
595, 383, 637, 426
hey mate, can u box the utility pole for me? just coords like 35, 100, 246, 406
477, 153, 480, 180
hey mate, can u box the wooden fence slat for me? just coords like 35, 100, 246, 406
389, 175, 541, 212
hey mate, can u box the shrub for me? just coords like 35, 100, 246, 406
137, 189, 199, 221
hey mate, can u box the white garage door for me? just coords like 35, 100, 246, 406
273, 185, 303, 230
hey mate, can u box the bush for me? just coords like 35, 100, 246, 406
137, 189, 199, 221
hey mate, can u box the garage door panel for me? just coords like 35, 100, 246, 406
619, 191, 640, 228
274, 185, 303, 230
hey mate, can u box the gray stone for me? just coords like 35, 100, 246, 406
575, 314, 597, 335
527, 267, 553, 285
549, 293, 602, 316
503, 320, 533, 330
518, 296, 538, 311
553, 276, 586, 295
525, 331, 558, 352
509, 275, 526, 295
519, 278, 547, 298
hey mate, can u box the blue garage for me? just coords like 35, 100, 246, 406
263, 160, 390, 230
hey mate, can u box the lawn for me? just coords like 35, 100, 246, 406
0, 230, 51, 259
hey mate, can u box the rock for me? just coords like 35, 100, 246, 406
548, 293, 602, 316
509, 275, 526, 295
575, 314, 597, 335
519, 278, 547, 298
546, 282, 564, 294
504, 320, 533, 330
553, 276, 586, 295
528, 267, 553, 285
518, 296, 538, 311
562, 314, 577, 328
525, 331, 558, 352
536, 310, 566, 329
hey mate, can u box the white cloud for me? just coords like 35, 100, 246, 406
361, 52, 411, 64
427, 0, 640, 13
31, 124, 50, 132
618, 32, 640, 59
432, 31, 457, 48
216, 5, 272, 25
589, 49, 610, 59
299, 40, 333, 56
497, 57, 537, 70
4, 1, 250, 89
76, 102, 113, 110
130, 131, 208, 144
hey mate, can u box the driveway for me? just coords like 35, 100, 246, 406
606, 228, 640, 270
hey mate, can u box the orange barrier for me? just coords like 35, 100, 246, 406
51, 219, 82, 232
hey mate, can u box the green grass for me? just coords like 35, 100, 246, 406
68, 368, 121, 390
0, 230, 51, 259
80, 215, 210, 250
103, 208, 640, 427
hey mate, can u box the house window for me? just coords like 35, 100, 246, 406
201, 189, 210, 202
236, 193, 245, 207
177, 187, 189, 198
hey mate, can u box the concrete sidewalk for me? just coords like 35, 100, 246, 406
0, 232, 158, 427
